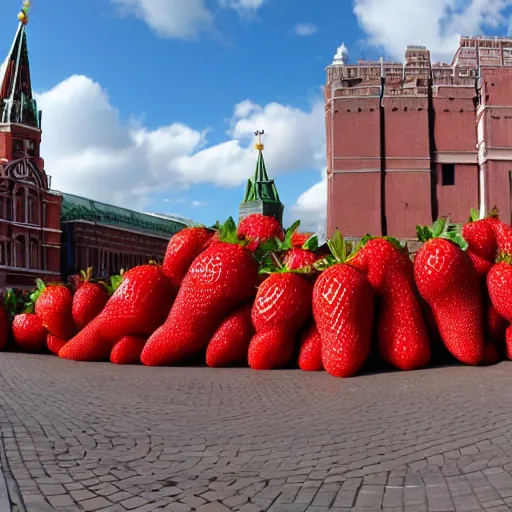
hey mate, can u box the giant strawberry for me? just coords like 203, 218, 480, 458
349, 236, 431, 371
248, 271, 312, 370
30, 280, 76, 340
141, 218, 259, 366
313, 231, 375, 378
72, 268, 110, 330
59, 264, 175, 361
110, 335, 146, 365
12, 313, 47, 352
298, 321, 323, 371
487, 262, 512, 324
206, 302, 254, 368
414, 218, 484, 365
462, 208, 500, 276
162, 227, 214, 288
47, 334, 67, 355
237, 213, 284, 252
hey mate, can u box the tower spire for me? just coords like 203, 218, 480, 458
0, 0, 40, 128
238, 130, 284, 225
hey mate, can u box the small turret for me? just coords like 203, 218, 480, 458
332, 43, 348, 66
238, 130, 284, 226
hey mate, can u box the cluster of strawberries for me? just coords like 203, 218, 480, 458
1, 210, 512, 378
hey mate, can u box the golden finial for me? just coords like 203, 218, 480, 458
18, 0, 30, 25
254, 129, 265, 151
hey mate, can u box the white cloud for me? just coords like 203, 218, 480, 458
294, 24, 318, 36
111, 0, 214, 39
353, 0, 512, 61
111, 0, 266, 39
190, 200, 208, 207
36, 74, 325, 231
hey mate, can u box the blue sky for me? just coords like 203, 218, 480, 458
1, 0, 512, 232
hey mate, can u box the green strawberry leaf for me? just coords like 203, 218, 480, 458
382, 236, 407, 253
327, 230, 348, 262
313, 256, 335, 271
431, 217, 447, 238
23, 301, 35, 314
302, 234, 319, 251
440, 230, 469, 251
217, 216, 240, 245
107, 274, 123, 295
469, 208, 480, 223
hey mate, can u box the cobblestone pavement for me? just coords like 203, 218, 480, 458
1, 355, 512, 512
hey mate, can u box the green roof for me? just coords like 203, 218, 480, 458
241, 150, 283, 204
60, 192, 187, 237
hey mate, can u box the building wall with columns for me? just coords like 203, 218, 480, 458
326, 37, 512, 240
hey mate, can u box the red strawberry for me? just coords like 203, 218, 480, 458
291, 232, 314, 248
462, 209, 498, 262
467, 251, 494, 277
283, 249, 317, 271
31, 280, 76, 340
206, 302, 254, 367
265, 221, 320, 272
110, 335, 146, 365
72, 268, 110, 330
414, 219, 484, 365
248, 272, 312, 370
59, 264, 175, 361
141, 218, 259, 366
482, 342, 500, 365
237, 213, 284, 251
47, 334, 67, 355
313, 232, 375, 378
487, 262, 512, 323
162, 227, 214, 288
298, 321, 323, 371
12, 313, 47, 352
349, 236, 431, 371
506, 325, 512, 360
486, 302, 507, 344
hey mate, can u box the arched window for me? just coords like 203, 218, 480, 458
29, 237, 39, 269
15, 235, 26, 268
14, 187, 26, 223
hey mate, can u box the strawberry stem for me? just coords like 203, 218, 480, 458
416, 217, 468, 250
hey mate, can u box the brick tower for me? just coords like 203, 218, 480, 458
325, 36, 512, 241
239, 131, 284, 225
0, 2, 62, 289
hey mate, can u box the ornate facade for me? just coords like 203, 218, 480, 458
0, 21, 61, 289
326, 37, 512, 240
0, 16, 190, 289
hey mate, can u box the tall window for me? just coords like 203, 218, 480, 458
29, 238, 39, 269
28, 191, 38, 224
15, 235, 26, 268
15, 187, 26, 222
442, 164, 455, 186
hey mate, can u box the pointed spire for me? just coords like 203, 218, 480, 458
239, 130, 284, 225
0, 1, 40, 128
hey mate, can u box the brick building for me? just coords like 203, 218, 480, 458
0, 14, 190, 289
325, 37, 512, 240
